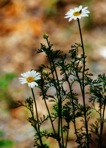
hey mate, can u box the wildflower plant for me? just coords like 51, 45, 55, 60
18, 5, 106, 148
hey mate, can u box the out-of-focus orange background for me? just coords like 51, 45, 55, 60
0, 0, 106, 147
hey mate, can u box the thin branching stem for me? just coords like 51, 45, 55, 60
41, 80, 56, 135
48, 59, 62, 147
50, 56, 64, 147
98, 98, 105, 148
61, 60, 79, 144
65, 122, 69, 148
77, 18, 89, 148
29, 103, 40, 147
31, 88, 43, 147
46, 38, 64, 147
50, 58, 64, 148
40, 71, 56, 136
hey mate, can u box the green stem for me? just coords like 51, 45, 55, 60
46, 38, 64, 147
65, 122, 69, 148
51, 56, 64, 147
62, 60, 79, 144
98, 102, 105, 148
40, 71, 56, 136
50, 55, 64, 148
77, 18, 89, 148
48, 60, 62, 148
31, 88, 43, 147
43, 96, 56, 135
99, 95, 102, 146
30, 105, 41, 147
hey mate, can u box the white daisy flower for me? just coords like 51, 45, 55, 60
19, 70, 41, 88
65, 5, 90, 21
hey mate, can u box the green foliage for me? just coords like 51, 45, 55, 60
0, 73, 16, 100
0, 140, 14, 148
0, 131, 14, 148
0, 73, 16, 89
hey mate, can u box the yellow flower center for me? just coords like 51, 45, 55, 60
73, 10, 82, 16
26, 76, 34, 82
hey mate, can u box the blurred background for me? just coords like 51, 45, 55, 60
0, 0, 106, 147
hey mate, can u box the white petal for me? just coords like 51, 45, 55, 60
74, 8, 78, 11
19, 78, 27, 84
79, 5, 82, 10
35, 75, 41, 80
74, 17, 78, 20
65, 15, 71, 18
28, 82, 38, 88
69, 17, 73, 21
82, 7, 88, 11
28, 83, 34, 88
34, 82, 39, 86
21, 73, 28, 78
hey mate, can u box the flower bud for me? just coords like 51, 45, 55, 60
43, 33, 48, 39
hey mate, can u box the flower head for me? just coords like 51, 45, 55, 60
65, 5, 90, 21
19, 70, 41, 88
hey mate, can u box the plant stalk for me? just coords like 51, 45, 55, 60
77, 18, 89, 148
46, 38, 64, 147
31, 88, 43, 147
